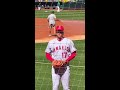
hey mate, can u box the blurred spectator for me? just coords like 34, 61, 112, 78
35, 0, 38, 2
38, 3, 41, 10
53, 5, 56, 9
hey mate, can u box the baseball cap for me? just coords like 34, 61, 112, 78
56, 26, 64, 32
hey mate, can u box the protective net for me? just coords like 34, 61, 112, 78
35, 0, 85, 11
35, 40, 85, 90
35, 0, 85, 90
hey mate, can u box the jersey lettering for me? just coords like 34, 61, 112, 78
45, 38, 77, 60
62, 52, 67, 58
56, 47, 58, 50
54, 46, 70, 52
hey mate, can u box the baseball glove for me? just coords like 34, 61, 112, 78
52, 60, 64, 68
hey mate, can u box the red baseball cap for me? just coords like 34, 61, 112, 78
56, 26, 64, 31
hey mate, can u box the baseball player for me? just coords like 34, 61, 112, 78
56, 1, 60, 12
45, 26, 77, 90
47, 11, 56, 36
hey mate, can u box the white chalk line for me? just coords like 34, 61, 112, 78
35, 61, 85, 68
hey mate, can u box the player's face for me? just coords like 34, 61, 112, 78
56, 31, 64, 38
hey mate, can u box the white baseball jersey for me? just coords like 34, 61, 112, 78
47, 14, 56, 25
45, 38, 77, 61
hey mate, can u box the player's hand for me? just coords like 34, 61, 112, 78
52, 60, 64, 68
61, 61, 67, 65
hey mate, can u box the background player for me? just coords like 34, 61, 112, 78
47, 11, 56, 36
45, 25, 77, 90
56, 1, 60, 12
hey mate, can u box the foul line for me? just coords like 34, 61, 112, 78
35, 61, 85, 68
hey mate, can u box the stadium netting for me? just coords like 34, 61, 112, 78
35, 1, 85, 89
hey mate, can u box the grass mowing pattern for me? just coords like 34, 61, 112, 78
35, 40, 85, 90
35, 10, 85, 20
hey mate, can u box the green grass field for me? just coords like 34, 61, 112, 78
35, 9, 85, 90
35, 40, 85, 90
35, 10, 85, 20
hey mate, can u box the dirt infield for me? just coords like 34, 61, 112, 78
35, 18, 85, 43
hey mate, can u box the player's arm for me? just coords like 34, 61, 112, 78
47, 16, 49, 22
65, 40, 77, 63
54, 17, 56, 21
47, 18, 49, 22
54, 15, 57, 21
65, 51, 77, 63
46, 53, 54, 62
46, 53, 65, 68
45, 42, 54, 62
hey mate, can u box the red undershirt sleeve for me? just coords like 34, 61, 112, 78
66, 51, 77, 63
46, 53, 54, 62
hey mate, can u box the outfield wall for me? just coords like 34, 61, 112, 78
35, 1, 85, 10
